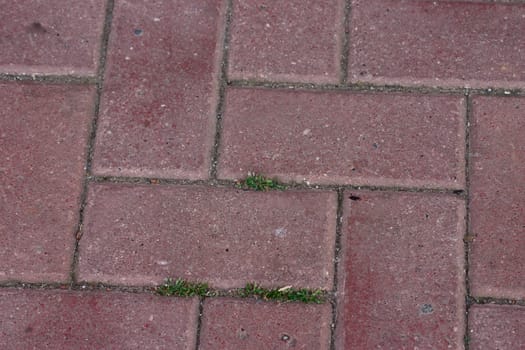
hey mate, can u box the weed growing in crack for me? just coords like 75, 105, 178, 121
239, 173, 286, 191
238, 283, 324, 303
156, 278, 210, 297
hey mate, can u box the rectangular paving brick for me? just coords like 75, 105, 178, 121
469, 304, 525, 350
336, 191, 465, 349
199, 298, 331, 349
78, 183, 336, 289
349, 0, 525, 88
228, 0, 344, 83
0, 0, 106, 75
218, 88, 465, 188
0, 289, 198, 349
469, 96, 525, 300
92, 0, 226, 179
0, 83, 95, 283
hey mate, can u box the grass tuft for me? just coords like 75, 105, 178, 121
239, 173, 286, 191
238, 283, 324, 303
156, 278, 209, 297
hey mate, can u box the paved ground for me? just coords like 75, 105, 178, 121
0, 0, 524, 349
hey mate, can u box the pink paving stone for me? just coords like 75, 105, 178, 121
0, 83, 96, 282
91, 0, 226, 179
0, 289, 198, 349
199, 298, 331, 350
349, 0, 525, 88
0, 0, 106, 76
469, 96, 525, 300
336, 191, 466, 349
228, 0, 345, 83
218, 88, 465, 189
469, 304, 525, 350
78, 183, 336, 289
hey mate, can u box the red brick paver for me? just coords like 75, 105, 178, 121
219, 88, 465, 188
91, 0, 225, 179
349, 0, 525, 88
0, 289, 198, 349
336, 191, 466, 349
469, 304, 525, 350
228, 0, 345, 83
0, 83, 95, 282
199, 298, 332, 350
0, 0, 106, 76
469, 96, 525, 300
78, 183, 336, 289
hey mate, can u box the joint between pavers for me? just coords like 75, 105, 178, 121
463, 93, 474, 350
467, 295, 525, 307
88, 174, 467, 197
0, 73, 96, 85
228, 78, 525, 97
209, 0, 234, 180
194, 297, 205, 350
68, 0, 115, 286
338, 0, 351, 85
329, 188, 344, 350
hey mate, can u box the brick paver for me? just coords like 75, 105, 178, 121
0, 83, 95, 282
0, 0, 106, 76
336, 191, 466, 349
228, 0, 344, 83
0, 289, 198, 349
78, 183, 336, 289
469, 96, 525, 300
349, 0, 525, 88
469, 304, 525, 350
91, 0, 225, 179
199, 298, 331, 350
219, 88, 465, 188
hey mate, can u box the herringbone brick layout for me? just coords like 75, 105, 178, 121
1, 0, 524, 349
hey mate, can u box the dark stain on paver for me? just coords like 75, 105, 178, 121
349, 195, 361, 201
28, 22, 47, 34
420, 303, 434, 315
238, 327, 248, 340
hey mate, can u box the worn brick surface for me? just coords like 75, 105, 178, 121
336, 191, 466, 349
0, 289, 198, 349
218, 88, 465, 188
78, 183, 336, 289
469, 304, 525, 350
0, 83, 95, 282
91, 0, 225, 179
199, 298, 331, 350
349, 0, 525, 88
469, 96, 525, 299
228, 0, 344, 83
0, 0, 106, 75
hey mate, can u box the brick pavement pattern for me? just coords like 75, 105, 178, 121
1, 0, 524, 349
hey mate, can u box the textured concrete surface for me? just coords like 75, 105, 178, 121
91, 0, 225, 179
219, 87, 465, 188
0, 83, 95, 282
199, 298, 332, 350
0, 289, 198, 349
469, 304, 525, 350
349, 0, 525, 88
228, 0, 344, 83
336, 191, 466, 349
78, 183, 337, 289
469, 96, 525, 300
0, 0, 106, 75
